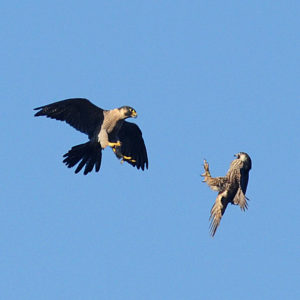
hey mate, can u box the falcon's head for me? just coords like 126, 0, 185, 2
234, 152, 252, 170
118, 106, 137, 119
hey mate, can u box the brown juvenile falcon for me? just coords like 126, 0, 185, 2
34, 98, 148, 175
201, 152, 252, 237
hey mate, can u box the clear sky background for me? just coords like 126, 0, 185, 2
1, 1, 299, 299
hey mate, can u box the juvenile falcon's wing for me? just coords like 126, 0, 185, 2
209, 192, 230, 237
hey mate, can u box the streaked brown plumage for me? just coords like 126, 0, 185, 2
34, 98, 148, 175
201, 152, 252, 237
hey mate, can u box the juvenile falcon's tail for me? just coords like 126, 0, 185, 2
63, 142, 102, 175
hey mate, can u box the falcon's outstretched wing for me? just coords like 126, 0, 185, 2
209, 193, 229, 237
34, 98, 104, 138
114, 121, 148, 170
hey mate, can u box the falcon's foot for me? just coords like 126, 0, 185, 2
108, 141, 121, 148
121, 155, 136, 164
111, 146, 136, 164
201, 159, 211, 182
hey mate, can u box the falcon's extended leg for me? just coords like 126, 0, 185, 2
201, 159, 225, 192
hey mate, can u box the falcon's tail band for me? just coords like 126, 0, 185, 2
63, 142, 102, 175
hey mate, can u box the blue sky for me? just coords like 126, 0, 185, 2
1, 1, 299, 299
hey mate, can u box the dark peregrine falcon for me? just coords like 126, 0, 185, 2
201, 152, 252, 237
34, 98, 148, 175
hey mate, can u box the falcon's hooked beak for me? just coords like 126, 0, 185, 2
234, 153, 240, 158
131, 110, 137, 118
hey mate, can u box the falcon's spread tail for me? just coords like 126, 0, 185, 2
63, 142, 102, 175
233, 188, 249, 211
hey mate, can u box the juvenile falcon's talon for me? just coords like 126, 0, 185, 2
202, 159, 211, 177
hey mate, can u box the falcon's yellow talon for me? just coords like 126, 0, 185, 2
119, 155, 137, 163
108, 141, 121, 147
122, 155, 136, 163
123, 155, 132, 160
